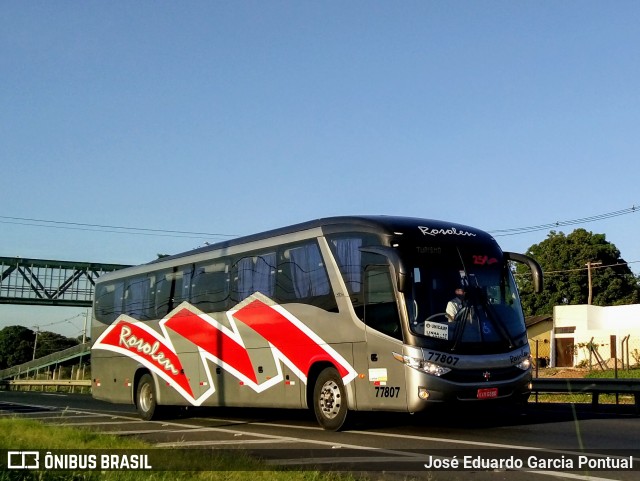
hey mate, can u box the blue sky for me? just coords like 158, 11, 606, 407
1, 2, 639, 337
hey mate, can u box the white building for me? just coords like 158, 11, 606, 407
552, 304, 640, 368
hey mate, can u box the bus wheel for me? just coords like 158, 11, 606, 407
313, 367, 348, 431
136, 374, 160, 421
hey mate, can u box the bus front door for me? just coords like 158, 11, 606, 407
363, 265, 407, 410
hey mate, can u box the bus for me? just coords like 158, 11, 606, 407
91, 216, 542, 430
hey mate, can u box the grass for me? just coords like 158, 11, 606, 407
584, 368, 640, 379
532, 392, 636, 404
0, 418, 363, 481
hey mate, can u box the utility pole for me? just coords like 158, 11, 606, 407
585, 261, 603, 305
32, 326, 39, 360
82, 310, 88, 344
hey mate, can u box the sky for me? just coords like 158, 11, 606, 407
1, 1, 639, 338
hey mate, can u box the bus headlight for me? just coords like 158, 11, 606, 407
516, 356, 532, 371
393, 352, 451, 377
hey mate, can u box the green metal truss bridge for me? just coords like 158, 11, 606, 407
0, 256, 129, 380
0, 256, 129, 307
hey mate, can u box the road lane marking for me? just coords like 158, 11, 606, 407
1, 400, 634, 480
524, 472, 622, 481
156, 439, 299, 447
13, 414, 111, 420
50, 420, 150, 426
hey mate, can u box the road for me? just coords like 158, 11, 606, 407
1, 391, 638, 480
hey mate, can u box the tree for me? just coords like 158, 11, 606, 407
0, 326, 35, 369
516, 229, 640, 316
0, 326, 80, 369
34, 331, 79, 358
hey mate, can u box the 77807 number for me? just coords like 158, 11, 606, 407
426, 351, 460, 366
375, 386, 400, 398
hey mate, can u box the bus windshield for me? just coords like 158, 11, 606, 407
404, 243, 527, 354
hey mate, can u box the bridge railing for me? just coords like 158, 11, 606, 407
0, 343, 91, 380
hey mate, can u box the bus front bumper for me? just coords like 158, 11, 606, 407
405, 369, 532, 412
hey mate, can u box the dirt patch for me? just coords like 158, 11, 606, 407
535, 368, 589, 378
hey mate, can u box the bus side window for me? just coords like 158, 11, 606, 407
191, 262, 230, 313
154, 270, 173, 318
364, 265, 402, 340
254, 253, 276, 297
124, 276, 155, 320
95, 281, 124, 324
230, 252, 276, 303
172, 265, 193, 307
277, 242, 337, 311
330, 237, 363, 295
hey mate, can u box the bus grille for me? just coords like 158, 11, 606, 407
443, 366, 523, 383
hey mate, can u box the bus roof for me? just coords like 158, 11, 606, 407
95, 216, 498, 282
149, 215, 495, 265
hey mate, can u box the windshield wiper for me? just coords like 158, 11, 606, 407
450, 303, 472, 352
450, 287, 516, 350
477, 293, 515, 349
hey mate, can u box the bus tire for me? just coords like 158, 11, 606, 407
136, 373, 161, 421
313, 367, 348, 431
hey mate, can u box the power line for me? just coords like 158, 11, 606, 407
1, 203, 638, 241
33, 313, 84, 329
544, 261, 636, 275
0, 215, 238, 240
489, 205, 638, 237
513, 260, 640, 277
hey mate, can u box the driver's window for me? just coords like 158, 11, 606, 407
363, 265, 402, 340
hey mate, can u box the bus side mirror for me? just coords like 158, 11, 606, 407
504, 252, 543, 294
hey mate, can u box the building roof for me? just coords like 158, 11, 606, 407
525, 314, 553, 328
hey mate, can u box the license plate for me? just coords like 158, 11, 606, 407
477, 387, 498, 399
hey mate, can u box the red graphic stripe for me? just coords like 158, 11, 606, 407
98, 320, 193, 397
164, 309, 258, 384
233, 299, 349, 379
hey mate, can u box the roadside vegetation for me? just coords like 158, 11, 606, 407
536, 367, 640, 379
532, 392, 636, 405
584, 368, 640, 379
0, 418, 362, 481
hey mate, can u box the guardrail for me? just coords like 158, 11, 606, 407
2, 374, 639, 413
3, 380, 91, 387
531, 378, 640, 412
0, 379, 92, 393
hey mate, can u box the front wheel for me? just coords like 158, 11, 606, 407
136, 373, 161, 421
313, 367, 348, 431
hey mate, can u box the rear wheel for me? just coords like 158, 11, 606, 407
136, 373, 161, 420
313, 367, 348, 431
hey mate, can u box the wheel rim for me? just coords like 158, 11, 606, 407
139, 383, 153, 413
318, 379, 342, 419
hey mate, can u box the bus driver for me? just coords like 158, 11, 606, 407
446, 287, 466, 321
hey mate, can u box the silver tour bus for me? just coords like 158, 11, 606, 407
91, 216, 542, 430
